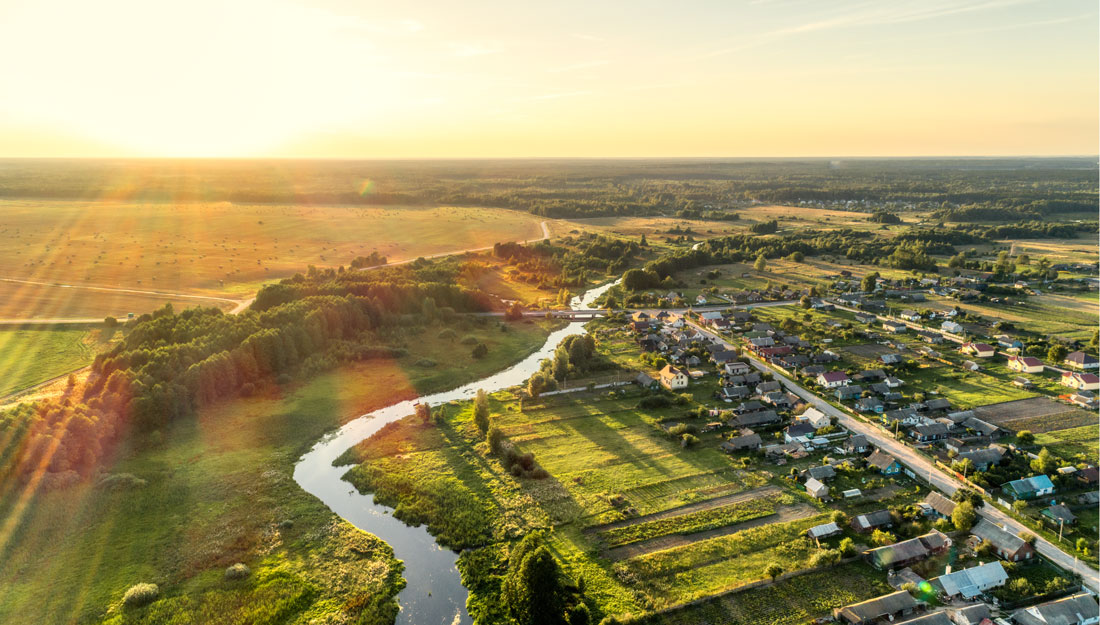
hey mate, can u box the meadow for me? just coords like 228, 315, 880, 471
0, 318, 558, 625
0, 325, 105, 398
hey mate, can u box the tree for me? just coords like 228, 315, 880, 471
861, 272, 880, 293
415, 402, 431, 425
639, 233, 648, 246
838, 537, 856, 557
505, 301, 525, 321
871, 529, 896, 547
474, 390, 491, 436
488, 426, 506, 455
103, 316, 118, 328
789, 251, 804, 262
1047, 344, 1068, 364
764, 563, 783, 581
754, 254, 767, 271
952, 500, 977, 531
799, 295, 812, 309
1016, 430, 1035, 445
1030, 447, 1058, 474
472, 343, 489, 359
504, 545, 567, 625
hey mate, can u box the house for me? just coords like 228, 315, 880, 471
962, 417, 1000, 438
851, 509, 894, 533
756, 380, 782, 394
785, 423, 816, 443
949, 604, 991, 625
631, 320, 652, 333
1061, 371, 1100, 391
935, 561, 1008, 599
1012, 593, 1099, 625
698, 311, 724, 326
958, 446, 1006, 471
797, 407, 831, 429
900, 310, 921, 321
805, 477, 830, 499
718, 385, 750, 400
942, 321, 965, 334
735, 410, 781, 428
844, 434, 870, 454
1076, 467, 1099, 486
924, 398, 952, 412
808, 521, 841, 540
834, 591, 917, 625
882, 320, 908, 334
735, 400, 764, 414
1008, 355, 1044, 374
749, 336, 776, 348
880, 353, 903, 365
923, 492, 957, 519
855, 368, 887, 382
971, 519, 1034, 561
654, 310, 672, 323
724, 361, 751, 376
805, 464, 837, 481
961, 342, 996, 358
855, 312, 877, 324
1041, 503, 1077, 527
1013, 377, 1035, 389
836, 385, 864, 400
857, 397, 885, 413
711, 350, 740, 364
761, 391, 791, 408
865, 530, 950, 570
1070, 392, 1098, 409
1003, 475, 1055, 500
721, 433, 762, 452
885, 377, 904, 388
867, 450, 902, 475
658, 365, 690, 390
962, 360, 980, 372
910, 423, 949, 443
635, 372, 657, 388
638, 336, 660, 352
1064, 351, 1100, 371
631, 311, 651, 323
918, 329, 945, 344
817, 371, 850, 388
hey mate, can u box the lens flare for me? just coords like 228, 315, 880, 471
359, 179, 375, 196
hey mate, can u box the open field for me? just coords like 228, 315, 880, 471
0, 200, 544, 305
1033, 425, 1100, 462
0, 279, 235, 320
0, 326, 105, 397
0, 318, 558, 625
970, 397, 1097, 433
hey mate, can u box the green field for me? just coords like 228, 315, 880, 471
0, 326, 100, 397
0, 319, 557, 625
1034, 424, 1100, 463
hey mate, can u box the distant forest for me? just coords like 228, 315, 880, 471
0, 158, 1095, 220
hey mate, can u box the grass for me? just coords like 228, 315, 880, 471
641, 562, 892, 625
0, 318, 557, 625
597, 493, 795, 548
1034, 424, 1100, 463
0, 325, 102, 397
0, 200, 544, 312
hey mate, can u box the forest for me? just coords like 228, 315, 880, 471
0, 158, 1094, 219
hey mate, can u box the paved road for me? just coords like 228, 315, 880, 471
687, 319, 1100, 591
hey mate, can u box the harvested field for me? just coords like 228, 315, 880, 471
972, 397, 1096, 433
842, 343, 896, 359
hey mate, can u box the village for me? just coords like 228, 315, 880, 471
608, 277, 1099, 625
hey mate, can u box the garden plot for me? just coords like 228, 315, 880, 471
971, 397, 1096, 433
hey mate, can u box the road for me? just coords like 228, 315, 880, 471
0, 220, 551, 325
686, 319, 1100, 592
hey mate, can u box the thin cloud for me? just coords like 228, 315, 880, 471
547, 60, 610, 73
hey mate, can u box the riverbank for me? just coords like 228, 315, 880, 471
0, 318, 561, 625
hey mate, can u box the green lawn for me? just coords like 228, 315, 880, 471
0, 326, 99, 397
1034, 424, 1100, 464
0, 318, 557, 625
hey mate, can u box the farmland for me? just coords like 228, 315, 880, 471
0, 325, 103, 398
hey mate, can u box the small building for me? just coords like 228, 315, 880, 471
958, 446, 1006, 471
805, 464, 837, 482
851, 509, 894, 533
1003, 475, 1055, 500
1077, 467, 1099, 486
721, 433, 763, 453
935, 561, 1008, 599
1012, 593, 1100, 625
834, 591, 917, 625
797, 407, 831, 429
808, 521, 842, 540
1061, 371, 1100, 391
857, 397, 885, 413
865, 530, 950, 570
724, 361, 751, 376
941, 321, 965, 334
900, 310, 921, 321
882, 320, 908, 334
844, 434, 870, 454
658, 365, 690, 390
1064, 351, 1100, 371
880, 353, 903, 365
910, 423, 950, 443
785, 422, 816, 443
1007, 355, 1044, 374
961, 342, 996, 358
1041, 503, 1077, 527
949, 604, 991, 625
805, 477, 829, 500
924, 492, 957, 519
817, 371, 850, 388
735, 409, 781, 428
918, 329, 945, 344
855, 312, 877, 324
836, 384, 864, 400
971, 519, 1034, 561
867, 449, 902, 475
635, 372, 657, 388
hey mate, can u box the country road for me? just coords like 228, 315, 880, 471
686, 319, 1100, 592
0, 220, 551, 325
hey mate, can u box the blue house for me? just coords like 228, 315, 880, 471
867, 449, 902, 475
1003, 475, 1055, 501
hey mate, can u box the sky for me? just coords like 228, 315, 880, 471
0, 0, 1096, 157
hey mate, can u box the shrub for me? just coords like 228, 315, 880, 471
438, 328, 458, 340
122, 583, 159, 608
638, 395, 671, 409
96, 473, 147, 490
224, 563, 251, 580
488, 427, 506, 455
472, 343, 489, 359
460, 335, 479, 345
415, 358, 437, 367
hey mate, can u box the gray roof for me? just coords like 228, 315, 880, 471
807, 465, 837, 480
735, 410, 780, 427
972, 519, 1027, 555
936, 561, 1007, 598
924, 492, 957, 517
868, 450, 900, 471
896, 613, 952, 625
853, 509, 893, 530
959, 446, 1005, 467
808, 522, 841, 539
951, 604, 990, 625
838, 591, 917, 624
1012, 593, 1099, 625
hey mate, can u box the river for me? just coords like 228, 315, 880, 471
292, 281, 617, 625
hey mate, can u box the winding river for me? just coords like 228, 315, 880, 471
292, 281, 616, 625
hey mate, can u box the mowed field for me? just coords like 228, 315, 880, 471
0, 326, 105, 398
0, 279, 236, 320
0, 200, 545, 313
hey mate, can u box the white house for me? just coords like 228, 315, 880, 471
942, 321, 965, 334
797, 407, 831, 429
1007, 355, 1044, 374
659, 365, 690, 390
817, 371, 850, 388
1061, 372, 1100, 391
935, 562, 1008, 599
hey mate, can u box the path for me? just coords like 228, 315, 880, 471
687, 319, 1100, 592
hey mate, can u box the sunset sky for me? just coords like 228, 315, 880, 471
0, 0, 1096, 157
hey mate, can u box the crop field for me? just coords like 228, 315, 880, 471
922, 293, 1097, 342
0, 326, 103, 398
642, 563, 892, 625
0, 279, 234, 320
0, 200, 544, 303
971, 397, 1096, 433
1033, 425, 1099, 462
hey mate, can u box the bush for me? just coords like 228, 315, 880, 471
96, 473, 147, 490
460, 335, 479, 345
472, 343, 489, 359
224, 563, 251, 580
488, 427, 506, 455
415, 358, 437, 367
638, 395, 672, 409
122, 583, 159, 608
438, 328, 458, 340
